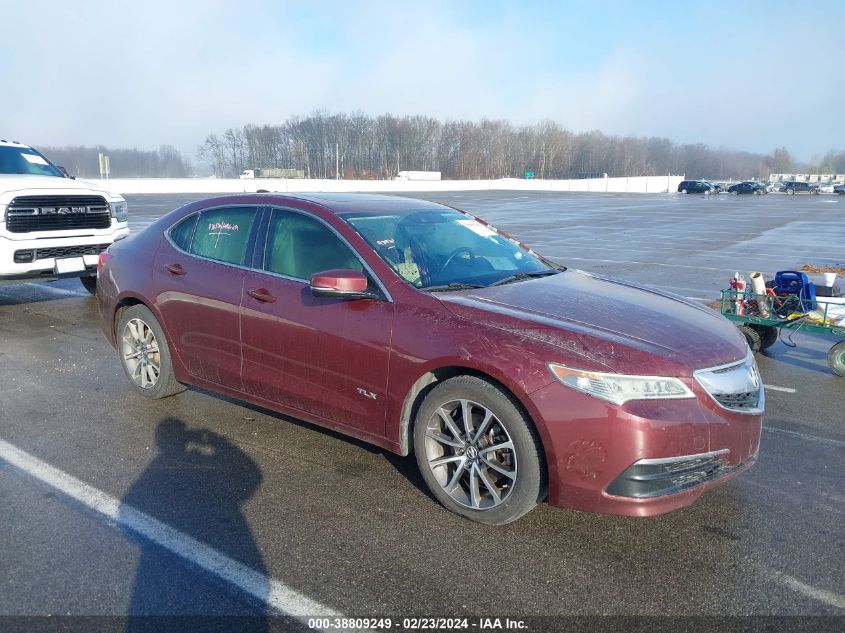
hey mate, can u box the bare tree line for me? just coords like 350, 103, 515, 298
197, 111, 842, 181
38, 114, 844, 181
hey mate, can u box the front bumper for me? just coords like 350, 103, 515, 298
0, 224, 128, 282
528, 377, 762, 517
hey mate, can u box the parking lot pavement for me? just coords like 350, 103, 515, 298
0, 192, 843, 623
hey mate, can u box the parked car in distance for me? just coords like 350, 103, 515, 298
677, 180, 717, 194
727, 181, 766, 195
97, 193, 763, 524
834, 183, 845, 195
817, 183, 835, 194
780, 181, 819, 194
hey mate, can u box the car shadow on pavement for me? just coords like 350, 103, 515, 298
191, 386, 439, 503
119, 417, 270, 632
0, 280, 92, 306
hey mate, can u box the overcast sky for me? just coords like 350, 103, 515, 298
1, 0, 842, 161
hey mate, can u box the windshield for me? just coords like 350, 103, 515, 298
0, 145, 64, 177
342, 209, 558, 289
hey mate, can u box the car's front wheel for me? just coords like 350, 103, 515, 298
117, 304, 185, 399
413, 376, 544, 525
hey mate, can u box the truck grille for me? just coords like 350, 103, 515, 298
13, 243, 111, 262
5, 195, 111, 233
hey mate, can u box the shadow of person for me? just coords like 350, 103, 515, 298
121, 417, 268, 632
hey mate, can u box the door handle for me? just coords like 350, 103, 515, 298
165, 263, 187, 276
247, 288, 277, 303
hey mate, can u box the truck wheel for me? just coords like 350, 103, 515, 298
752, 324, 778, 350
738, 325, 761, 353
786, 188, 794, 195
413, 376, 545, 525
117, 304, 186, 399
80, 275, 97, 295
829, 342, 845, 377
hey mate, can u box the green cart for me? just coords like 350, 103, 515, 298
720, 289, 845, 377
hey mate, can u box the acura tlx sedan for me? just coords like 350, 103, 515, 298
97, 193, 763, 524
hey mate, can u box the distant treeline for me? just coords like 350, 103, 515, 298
40, 113, 845, 181
198, 111, 844, 180
40, 145, 191, 178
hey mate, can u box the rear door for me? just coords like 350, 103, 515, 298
240, 207, 394, 436
153, 205, 262, 387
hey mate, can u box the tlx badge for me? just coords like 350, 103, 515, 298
356, 387, 377, 400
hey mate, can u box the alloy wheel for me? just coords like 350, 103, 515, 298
121, 317, 161, 389
423, 399, 517, 510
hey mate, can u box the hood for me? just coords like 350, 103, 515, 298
0, 174, 123, 205
437, 270, 747, 377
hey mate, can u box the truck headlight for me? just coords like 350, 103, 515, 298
110, 201, 128, 222
548, 363, 695, 405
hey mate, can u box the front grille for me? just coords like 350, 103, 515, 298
13, 243, 110, 262
713, 391, 760, 410
694, 353, 764, 414
6, 195, 111, 233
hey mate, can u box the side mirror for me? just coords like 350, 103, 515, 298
57, 166, 75, 179
310, 269, 377, 300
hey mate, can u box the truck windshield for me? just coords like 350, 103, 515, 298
343, 209, 558, 290
0, 146, 64, 177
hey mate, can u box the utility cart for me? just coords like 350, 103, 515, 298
720, 289, 845, 376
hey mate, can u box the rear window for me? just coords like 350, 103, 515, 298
189, 207, 257, 266
169, 214, 199, 252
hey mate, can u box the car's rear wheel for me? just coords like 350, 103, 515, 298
413, 376, 544, 525
80, 275, 97, 295
828, 341, 845, 377
786, 188, 795, 195
117, 304, 185, 399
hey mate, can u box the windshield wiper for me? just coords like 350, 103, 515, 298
489, 270, 559, 287
424, 282, 485, 292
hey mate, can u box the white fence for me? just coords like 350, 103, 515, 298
83, 175, 684, 196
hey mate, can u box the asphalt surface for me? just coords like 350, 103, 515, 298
0, 191, 843, 628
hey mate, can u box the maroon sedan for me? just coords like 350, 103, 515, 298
97, 193, 763, 524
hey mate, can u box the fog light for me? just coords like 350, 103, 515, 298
14, 250, 35, 263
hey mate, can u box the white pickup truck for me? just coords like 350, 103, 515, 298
0, 140, 129, 293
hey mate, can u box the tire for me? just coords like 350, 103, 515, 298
751, 324, 778, 351
731, 190, 739, 195
738, 325, 761, 353
80, 275, 97, 295
828, 341, 845, 377
116, 304, 185, 399
413, 375, 544, 525
786, 188, 794, 195
680, 189, 688, 194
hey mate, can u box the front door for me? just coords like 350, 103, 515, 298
240, 208, 394, 437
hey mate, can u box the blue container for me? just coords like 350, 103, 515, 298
773, 271, 817, 310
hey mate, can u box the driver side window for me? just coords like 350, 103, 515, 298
264, 209, 364, 280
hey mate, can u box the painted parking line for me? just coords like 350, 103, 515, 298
764, 384, 797, 393
768, 571, 845, 609
762, 427, 845, 448
0, 437, 341, 624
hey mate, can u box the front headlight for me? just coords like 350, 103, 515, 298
548, 363, 695, 405
110, 201, 128, 222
